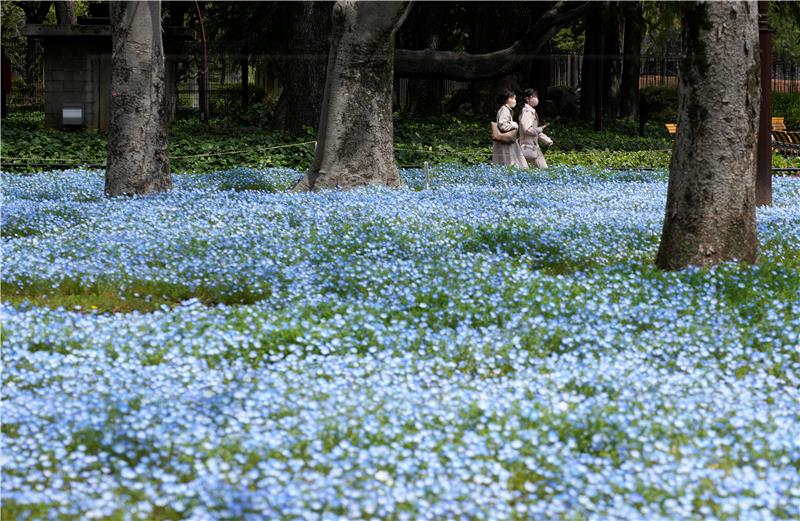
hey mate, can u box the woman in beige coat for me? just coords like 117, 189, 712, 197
492, 89, 528, 168
519, 88, 554, 169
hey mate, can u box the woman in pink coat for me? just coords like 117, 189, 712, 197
519, 88, 554, 169
492, 89, 528, 168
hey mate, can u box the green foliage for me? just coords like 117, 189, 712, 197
640, 86, 679, 124
393, 113, 674, 168
641, 2, 682, 56
206, 83, 267, 116
771, 2, 800, 63
1, 125, 108, 167
773, 91, 800, 130
552, 23, 585, 53
3, 110, 799, 174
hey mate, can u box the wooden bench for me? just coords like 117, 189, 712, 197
667, 117, 786, 137
773, 129, 800, 156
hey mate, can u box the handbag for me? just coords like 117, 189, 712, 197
491, 121, 518, 143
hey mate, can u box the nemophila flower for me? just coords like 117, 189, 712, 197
1, 166, 799, 519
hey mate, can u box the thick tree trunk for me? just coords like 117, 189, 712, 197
106, 1, 171, 197
272, 1, 333, 135
619, 1, 643, 119
54, 0, 76, 24
656, 1, 759, 270
294, 1, 411, 191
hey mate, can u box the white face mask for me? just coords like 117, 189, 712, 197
529, 97, 539, 108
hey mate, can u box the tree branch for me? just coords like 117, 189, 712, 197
394, 1, 590, 81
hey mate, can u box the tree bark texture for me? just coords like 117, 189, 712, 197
294, 1, 411, 192
619, 1, 643, 119
656, 1, 760, 270
272, 1, 333, 135
54, 0, 76, 24
106, 1, 171, 197
394, 1, 588, 82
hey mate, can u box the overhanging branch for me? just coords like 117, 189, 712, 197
394, 1, 589, 81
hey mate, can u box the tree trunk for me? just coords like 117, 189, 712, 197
404, 2, 447, 116
272, 1, 333, 135
21, 1, 52, 89
293, 1, 411, 191
619, 1, 643, 119
467, 3, 515, 115
580, 4, 600, 120
54, 0, 76, 24
106, 1, 171, 197
602, 3, 622, 119
656, 1, 759, 270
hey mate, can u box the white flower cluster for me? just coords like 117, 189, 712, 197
2, 165, 799, 520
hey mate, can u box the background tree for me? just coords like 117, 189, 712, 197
579, 2, 601, 122
619, 1, 644, 119
271, 1, 333, 134
53, 0, 76, 24
656, 1, 759, 270
106, 0, 171, 197
601, 2, 623, 119
18, 1, 53, 88
770, 1, 800, 62
294, 1, 412, 191
396, 1, 449, 116
394, 1, 588, 84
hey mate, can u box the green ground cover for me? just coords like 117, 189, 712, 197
3, 114, 798, 173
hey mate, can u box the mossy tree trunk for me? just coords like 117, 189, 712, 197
106, 1, 171, 197
656, 1, 760, 270
294, 1, 411, 191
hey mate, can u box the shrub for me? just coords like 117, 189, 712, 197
640, 86, 679, 124
773, 91, 800, 130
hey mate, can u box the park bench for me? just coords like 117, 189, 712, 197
665, 117, 793, 149
772, 129, 800, 156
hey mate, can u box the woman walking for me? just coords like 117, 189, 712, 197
519, 88, 554, 169
492, 89, 528, 168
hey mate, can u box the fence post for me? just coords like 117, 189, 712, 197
756, 0, 772, 207
424, 161, 430, 190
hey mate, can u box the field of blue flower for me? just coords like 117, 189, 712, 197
2, 165, 799, 521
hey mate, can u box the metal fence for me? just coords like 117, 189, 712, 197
550, 53, 799, 93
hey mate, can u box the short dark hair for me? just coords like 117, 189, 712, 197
497, 89, 516, 106
522, 88, 538, 98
